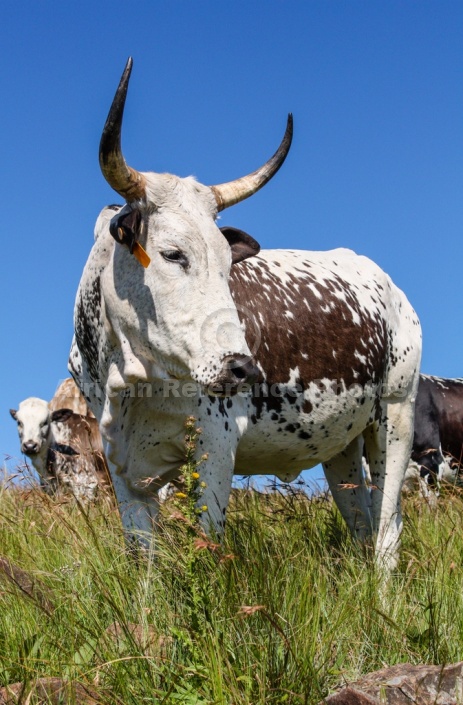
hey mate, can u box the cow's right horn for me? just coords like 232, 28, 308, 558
99, 57, 146, 202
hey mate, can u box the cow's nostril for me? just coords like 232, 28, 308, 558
230, 364, 247, 380
224, 356, 260, 386
208, 355, 260, 396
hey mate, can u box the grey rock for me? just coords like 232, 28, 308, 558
320, 661, 463, 704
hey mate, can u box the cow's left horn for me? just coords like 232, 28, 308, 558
99, 57, 146, 201
211, 114, 293, 212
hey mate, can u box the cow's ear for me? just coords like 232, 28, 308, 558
220, 226, 261, 264
109, 205, 150, 267
9, 409, 17, 420
51, 408, 73, 423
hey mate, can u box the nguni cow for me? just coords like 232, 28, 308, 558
69, 58, 422, 569
10, 380, 112, 500
404, 374, 463, 497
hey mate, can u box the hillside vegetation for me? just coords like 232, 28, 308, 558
1, 466, 463, 704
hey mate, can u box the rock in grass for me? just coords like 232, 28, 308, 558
0, 678, 101, 704
0, 556, 55, 615
320, 661, 463, 704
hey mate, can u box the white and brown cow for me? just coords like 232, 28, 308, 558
69, 58, 421, 569
10, 379, 111, 500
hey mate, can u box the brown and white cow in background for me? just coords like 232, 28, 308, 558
10, 379, 112, 501
69, 59, 421, 570
363, 374, 463, 501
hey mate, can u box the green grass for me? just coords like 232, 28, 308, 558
1, 475, 463, 704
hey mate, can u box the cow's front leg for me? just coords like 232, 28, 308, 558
108, 462, 160, 547
196, 459, 235, 536
197, 468, 234, 538
192, 409, 244, 536
190, 396, 247, 536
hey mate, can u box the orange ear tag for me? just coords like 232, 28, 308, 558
132, 241, 151, 268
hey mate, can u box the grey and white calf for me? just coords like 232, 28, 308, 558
10, 397, 55, 479
69, 58, 421, 569
10, 380, 111, 500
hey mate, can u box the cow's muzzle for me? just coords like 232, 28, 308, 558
208, 355, 260, 396
22, 441, 40, 456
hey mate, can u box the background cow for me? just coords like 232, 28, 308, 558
362, 374, 463, 501
70, 59, 421, 570
10, 379, 112, 501
404, 374, 463, 497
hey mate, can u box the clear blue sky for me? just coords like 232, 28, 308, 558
2, 1, 463, 486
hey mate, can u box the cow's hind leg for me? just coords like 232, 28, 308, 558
363, 399, 415, 570
323, 435, 372, 543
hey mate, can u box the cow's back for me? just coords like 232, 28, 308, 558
231, 248, 418, 393
50, 378, 94, 417
229, 247, 421, 475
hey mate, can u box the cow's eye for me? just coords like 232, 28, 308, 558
161, 250, 189, 268
17, 421, 23, 429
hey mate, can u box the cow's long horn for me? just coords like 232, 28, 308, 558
211, 114, 293, 212
99, 57, 146, 201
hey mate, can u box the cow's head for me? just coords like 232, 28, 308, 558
10, 398, 52, 458
97, 58, 292, 393
10, 399, 74, 460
